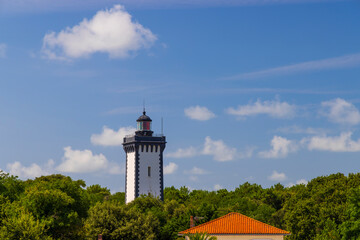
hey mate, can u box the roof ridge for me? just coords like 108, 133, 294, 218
179, 212, 234, 233
179, 212, 290, 234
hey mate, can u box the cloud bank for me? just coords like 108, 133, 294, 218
91, 126, 136, 146
202, 136, 238, 161
307, 132, 360, 152
6, 146, 124, 179
227, 99, 295, 119
184, 106, 215, 121
42, 5, 157, 60
56, 147, 109, 173
259, 136, 298, 158
268, 170, 287, 181
7, 160, 54, 179
166, 136, 251, 161
165, 136, 254, 162
164, 162, 178, 175
321, 98, 360, 125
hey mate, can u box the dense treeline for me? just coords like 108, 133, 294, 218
1, 171, 360, 239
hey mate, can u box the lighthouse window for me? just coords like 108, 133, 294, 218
137, 122, 151, 131
143, 122, 151, 130
148, 167, 151, 177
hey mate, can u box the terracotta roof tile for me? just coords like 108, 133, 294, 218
179, 212, 290, 235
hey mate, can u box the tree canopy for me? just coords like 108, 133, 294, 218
1, 170, 360, 239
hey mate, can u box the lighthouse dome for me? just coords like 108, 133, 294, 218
136, 111, 153, 135
137, 111, 152, 122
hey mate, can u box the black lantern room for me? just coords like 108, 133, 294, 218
136, 111, 153, 136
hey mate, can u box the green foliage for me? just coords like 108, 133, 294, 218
85, 201, 159, 240
284, 173, 349, 240
0, 171, 24, 202
21, 175, 89, 239
86, 184, 111, 206
0, 202, 51, 240
340, 187, 360, 239
108, 192, 125, 204
1, 171, 360, 239
164, 186, 190, 203
314, 219, 341, 240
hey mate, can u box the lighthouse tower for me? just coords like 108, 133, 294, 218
123, 110, 166, 204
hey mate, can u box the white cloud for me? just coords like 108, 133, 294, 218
5, 148, 123, 178
203, 136, 237, 161
184, 167, 209, 175
42, 5, 157, 60
214, 184, 223, 191
226, 99, 295, 119
165, 147, 198, 158
6, 160, 54, 179
167, 137, 251, 162
184, 106, 215, 121
0, 44, 6, 58
164, 162, 178, 175
287, 179, 308, 187
296, 179, 308, 185
268, 170, 287, 181
259, 136, 298, 158
307, 132, 360, 152
223, 52, 360, 80
55, 147, 122, 174
56, 146, 109, 173
321, 98, 360, 125
91, 126, 136, 146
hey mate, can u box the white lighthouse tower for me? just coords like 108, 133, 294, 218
123, 110, 166, 204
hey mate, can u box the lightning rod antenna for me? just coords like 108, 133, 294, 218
161, 117, 163, 135
143, 99, 145, 114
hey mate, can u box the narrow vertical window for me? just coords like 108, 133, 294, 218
148, 166, 151, 177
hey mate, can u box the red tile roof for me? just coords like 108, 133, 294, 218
179, 212, 290, 235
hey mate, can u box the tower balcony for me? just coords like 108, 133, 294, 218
123, 134, 166, 144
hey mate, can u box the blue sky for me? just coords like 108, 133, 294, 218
1, 0, 360, 192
